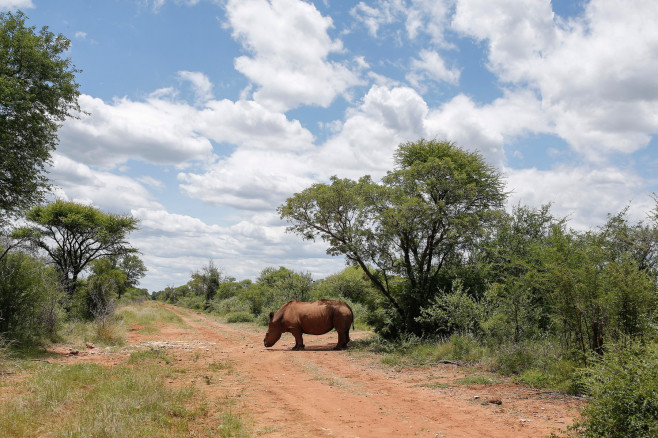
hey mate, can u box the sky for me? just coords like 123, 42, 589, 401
2, 0, 657, 292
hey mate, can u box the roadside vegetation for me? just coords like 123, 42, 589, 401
154, 141, 658, 437
0, 302, 251, 438
2, 8, 657, 435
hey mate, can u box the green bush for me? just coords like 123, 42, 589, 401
209, 296, 251, 316
572, 344, 658, 437
0, 250, 63, 344
415, 280, 482, 337
176, 294, 205, 310
225, 311, 254, 323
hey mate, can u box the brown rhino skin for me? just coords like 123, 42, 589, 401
263, 300, 354, 350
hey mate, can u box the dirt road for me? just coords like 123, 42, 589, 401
66, 304, 582, 437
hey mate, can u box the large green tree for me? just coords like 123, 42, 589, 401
279, 139, 506, 336
16, 200, 138, 304
0, 11, 80, 226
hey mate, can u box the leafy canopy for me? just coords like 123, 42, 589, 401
0, 11, 80, 225
16, 200, 138, 301
279, 139, 506, 336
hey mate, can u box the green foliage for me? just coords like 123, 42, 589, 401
0, 11, 81, 226
225, 311, 255, 323
0, 249, 63, 344
573, 344, 658, 437
0, 362, 202, 437
415, 279, 482, 337
17, 200, 139, 304
188, 260, 226, 309
352, 333, 487, 367
280, 139, 506, 338
545, 223, 657, 359
311, 266, 378, 303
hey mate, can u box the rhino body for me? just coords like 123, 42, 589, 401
263, 300, 354, 350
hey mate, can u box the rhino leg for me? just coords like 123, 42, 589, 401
291, 329, 305, 350
334, 329, 349, 350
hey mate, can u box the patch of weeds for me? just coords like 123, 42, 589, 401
128, 348, 172, 365
225, 311, 254, 323
257, 425, 283, 435
116, 302, 186, 333
311, 375, 345, 387
209, 360, 234, 373
455, 375, 502, 385
217, 408, 251, 438
93, 318, 125, 346
0, 362, 205, 437
352, 334, 488, 368
422, 382, 453, 389
516, 359, 577, 393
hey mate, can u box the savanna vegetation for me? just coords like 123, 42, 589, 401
156, 140, 658, 437
2, 9, 657, 437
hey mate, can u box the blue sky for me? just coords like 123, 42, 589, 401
3, 0, 657, 291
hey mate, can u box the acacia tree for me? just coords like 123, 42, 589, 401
16, 200, 139, 305
279, 139, 506, 336
0, 11, 80, 226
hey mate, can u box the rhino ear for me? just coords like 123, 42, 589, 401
269, 312, 274, 322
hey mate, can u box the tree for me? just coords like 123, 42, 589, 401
16, 200, 138, 305
0, 11, 80, 226
279, 139, 506, 336
188, 260, 225, 310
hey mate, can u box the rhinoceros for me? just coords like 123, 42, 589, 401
263, 300, 354, 350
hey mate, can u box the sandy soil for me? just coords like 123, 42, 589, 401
51, 303, 583, 437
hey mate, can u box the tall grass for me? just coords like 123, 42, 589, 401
0, 359, 204, 437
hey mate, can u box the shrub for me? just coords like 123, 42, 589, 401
572, 344, 658, 437
225, 311, 254, 323
209, 296, 251, 316
0, 250, 63, 344
416, 280, 482, 337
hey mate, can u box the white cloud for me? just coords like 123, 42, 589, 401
425, 89, 549, 167
350, 1, 397, 37
177, 71, 214, 104
313, 85, 429, 178
351, 0, 454, 47
0, 0, 33, 9
59, 94, 213, 168
226, 0, 362, 111
505, 164, 654, 230
59, 91, 314, 169
130, 207, 344, 290
48, 154, 162, 213
452, 0, 658, 162
195, 99, 314, 151
74, 31, 87, 39
177, 148, 315, 210
406, 49, 460, 87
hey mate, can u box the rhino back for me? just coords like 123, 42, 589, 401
279, 301, 347, 335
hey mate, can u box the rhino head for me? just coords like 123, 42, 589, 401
263, 312, 282, 347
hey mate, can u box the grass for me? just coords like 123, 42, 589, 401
0, 360, 204, 437
0, 302, 253, 437
209, 359, 234, 373
128, 348, 172, 365
117, 301, 186, 334
455, 375, 502, 385
350, 333, 580, 394
351, 333, 489, 368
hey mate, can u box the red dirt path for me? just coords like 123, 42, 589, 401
53, 303, 583, 437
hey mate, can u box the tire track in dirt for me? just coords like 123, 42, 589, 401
162, 304, 581, 437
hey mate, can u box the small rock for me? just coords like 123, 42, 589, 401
489, 399, 502, 405
69, 349, 79, 355
85, 342, 95, 349
473, 395, 480, 400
